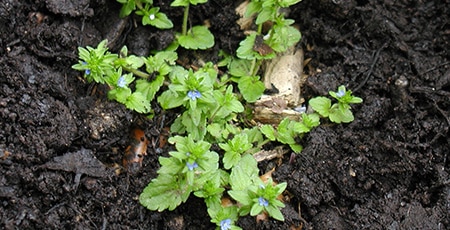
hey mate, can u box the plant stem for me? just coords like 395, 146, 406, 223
122, 66, 151, 79
208, 105, 222, 124
135, 0, 143, 10
182, 5, 190, 36
255, 138, 271, 150
250, 59, 262, 77
257, 23, 263, 34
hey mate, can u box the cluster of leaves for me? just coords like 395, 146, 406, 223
72, 41, 177, 114
140, 135, 286, 229
236, 0, 302, 76
73, 0, 363, 228
117, 0, 173, 29
117, 0, 214, 50
309, 86, 363, 123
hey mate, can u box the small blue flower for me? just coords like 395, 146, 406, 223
82, 62, 91, 75
258, 197, 269, 207
117, 75, 126, 88
186, 162, 198, 171
220, 219, 232, 230
187, 90, 202, 100
336, 89, 345, 98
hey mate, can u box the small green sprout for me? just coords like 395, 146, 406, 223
72, 40, 118, 84
139, 135, 219, 211
260, 113, 320, 153
237, 0, 302, 75
229, 178, 287, 221
309, 85, 363, 123
117, 0, 173, 29
210, 206, 241, 230
170, 0, 214, 50
72, 40, 170, 113
219, 133, 253, 169
218, 53, 266, 102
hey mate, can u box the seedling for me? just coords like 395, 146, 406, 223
309, 85, 363, 123
261, 113, 321, 153
236, 0, 302, 76
117, 0, 173, 29
210, 206, 241, 230
139, 135, 220, 211
170, 0, 214, 50
229, 178, 287, 221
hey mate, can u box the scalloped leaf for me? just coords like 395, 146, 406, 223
178, 26, 214, 50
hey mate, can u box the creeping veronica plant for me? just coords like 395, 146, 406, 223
73, 0, 362, 228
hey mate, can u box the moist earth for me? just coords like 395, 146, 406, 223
1, 0, 449, 229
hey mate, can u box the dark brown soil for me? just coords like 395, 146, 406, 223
1, 0, 449, 229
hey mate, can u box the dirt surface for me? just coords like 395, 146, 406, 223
1, 0, 449, 229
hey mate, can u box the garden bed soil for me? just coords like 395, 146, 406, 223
1, 0, 449, 229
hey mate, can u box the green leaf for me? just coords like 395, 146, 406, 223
261, 0, 276, 8
153, 12, 173, 29
229, 154, 259, 191
223, 151, 241, 170
144, 51, 177, 74
309, 96, 331, 117
350, 96, 363, 104
244, 1, 262, 18
289, 143, 303, 153
72, 40, 118, 84
210, 206, 241, 230
267, 24, 301, 53
255, 8, 274, 24
250, 203, 264, 216
108, 87, 132, 104
276, 118, 296, 144
158, 156, 184, 174
238, 76, 265, 102
293, 113, 320, 134
214, 85, 244, 118
187, 107, 202, 126
124, 55, 145, 69
265, 205, 284, 221
141, 7, 173, 29
278, 0, 303, 7
171, 0, 206, 6
260, 125, 276, 141
228, 58, 252, 77
178, 26, 214, 50
189, 0, 208, 4
181, 112, 207, 140
118, 0, 136, 17
135, 75, 164, 102
158, 90, 184, 109
139, 174, 191, 211
302, 113, 320, 129
277, 130, 296, 145
125, 92, 151, 113
243, 127, 264, 144
329, 104, 354, 123
105, 68, 134, 87
292, 121, 310, 134
228, 190, 251, 206
207, 123, 222, 139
